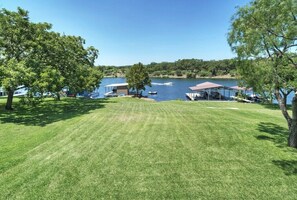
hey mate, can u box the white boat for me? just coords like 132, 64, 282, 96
14, 87, 28, 97
163, 82, 173, 86
151, 82, 173, 86
148, 91, 157, 95
104, 91, 118, 97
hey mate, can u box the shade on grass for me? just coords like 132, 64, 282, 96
0, 97, 297, 199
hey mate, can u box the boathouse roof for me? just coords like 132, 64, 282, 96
189, 81, 228, 91
105, 83, 129, 87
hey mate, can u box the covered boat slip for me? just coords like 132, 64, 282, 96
229, 86, 260, 103
104, 83, 129, 97
187, 81, 239, 101
0, 87, 6, 97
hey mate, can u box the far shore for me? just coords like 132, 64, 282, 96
104, 74, 237, 79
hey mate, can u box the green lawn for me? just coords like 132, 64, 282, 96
0, 97, 297, 199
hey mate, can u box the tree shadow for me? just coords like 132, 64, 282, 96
272, 160, 297, 176
0, 98, 113, 127
256, 122, 288, 148
256, 122, 297, 176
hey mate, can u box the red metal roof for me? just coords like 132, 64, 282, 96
189, 81, 226, 91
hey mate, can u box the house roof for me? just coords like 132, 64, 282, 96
189, 81, 227, 91
105, 83, 129, 87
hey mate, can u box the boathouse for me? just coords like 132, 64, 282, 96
186, 81, 232, 101
0, 87, 6, 96
104, 83, 129, 97
230, 86, 257, 103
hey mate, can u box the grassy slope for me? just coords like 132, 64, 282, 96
0, 97, 296, 199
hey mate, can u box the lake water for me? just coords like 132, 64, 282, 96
93, 77, 239, 101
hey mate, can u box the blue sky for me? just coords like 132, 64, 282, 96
0, 0, 250, 66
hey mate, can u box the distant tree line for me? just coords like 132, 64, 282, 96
99, 58, 237, 78
0, 8, 102, 110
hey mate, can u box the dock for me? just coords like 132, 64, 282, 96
231, 96, 253, 103
185, 93, 201, 101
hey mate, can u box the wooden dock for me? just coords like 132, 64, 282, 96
185, 93, 201, 101
186, 92, 231, 101
231, 96, 253, 103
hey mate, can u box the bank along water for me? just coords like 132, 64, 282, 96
95, 77, 232, 101
91, 77, 294, 104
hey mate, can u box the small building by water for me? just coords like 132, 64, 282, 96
104, 83, 129, 97
0, 87, 6, 96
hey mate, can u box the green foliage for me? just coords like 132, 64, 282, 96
0, 59, 35, 91
199, 69, 212, 77
35, 67, 65, 94
99, 66, 128, 77
126, 62, 151, 95
0, 7, 102, 109
228, 0, 297, 147
229, 0, 297, 60
229, 69, 237, 77
73, 66, 103, 93
0, 8, 45, 92
186, 72, 196, 78
228, 0, 297, 92
175, 69, 183, 77
228, 0, 297, 97
100, 58, 237, 78
151, 71, 161, 77
19, 96, 43, 106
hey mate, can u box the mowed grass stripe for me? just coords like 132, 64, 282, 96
156, 101, 296, 198
0, 100, 125, 197
0, 97, 297, 199
41, 100, 158, 198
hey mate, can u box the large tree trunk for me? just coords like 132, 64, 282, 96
274, 89, 297, 148
275, 89, 292, 128
56, 92, 61, 101
5, 89, 14, 110
136, 89, 139, 98
289, 94, 297, 148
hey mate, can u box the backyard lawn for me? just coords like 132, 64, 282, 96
0, 97, 297, 199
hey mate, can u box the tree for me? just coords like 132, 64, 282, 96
0, 8, 103, 108
126, 62, 151, 97
228, 0, 297, 147
36, 33, 101, 99
59, 38, 101, 97
235, 59, 275, 103
0, 8, 52, 110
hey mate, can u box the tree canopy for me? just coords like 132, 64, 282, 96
126, 62, 151, 97
0, 7, 102, 109
228, 0, 297, 147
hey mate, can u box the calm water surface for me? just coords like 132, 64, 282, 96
94, 77, 238, 101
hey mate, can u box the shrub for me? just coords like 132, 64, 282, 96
186, 72, 196, 78
199, 70, 211, 77
176, 70, 183, 76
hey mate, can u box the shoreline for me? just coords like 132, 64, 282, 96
104, 74, 237, 80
